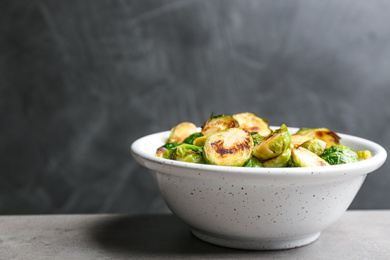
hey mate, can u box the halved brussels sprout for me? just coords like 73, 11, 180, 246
167, 122, 197, 144
250, 132, 265, 146
193, 135, 210, 147
295, 128, 341, 148
357, 150, 373, 161
263, 149, 291, 168
233, 112, 271, 136
203, 128, 253, 166
252, 124, 291, 161
156, 142, 181, 157
320, 145, 358, 165
201, 115, 239, 136
299, 138, 327, 156
290, 134, 312, 149
244, 156, 263, 168
291, 147, 330, 167
163, 144, 204, 164
183, 132, 202, 144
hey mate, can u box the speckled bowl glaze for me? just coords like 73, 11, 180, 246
131, 127, 387, 250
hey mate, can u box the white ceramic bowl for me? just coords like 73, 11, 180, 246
131, 127, 387, 250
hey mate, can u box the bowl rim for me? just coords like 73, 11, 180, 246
131, 126, 387, 180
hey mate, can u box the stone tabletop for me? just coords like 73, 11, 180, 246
0, 210, 389, 259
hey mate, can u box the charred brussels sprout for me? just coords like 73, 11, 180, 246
233, 112, 271, 136
203, 128, 253, 166
252, 124, 291, 161
295, 128, 341, 148
167, 122, 197, 144
292, 147, 330, 167
251, 132, 265, 146
290, 134, 312, 149
263, 149, 291, 168
320, 145, 359, 165
201, 115, 239, 136
357, 150, 373, 161
163, 144, 204, 164
244, 156, 263, 168
183, 132, 202, 144
299, 138, 327, 156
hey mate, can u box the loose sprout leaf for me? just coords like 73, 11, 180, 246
183, 132, 203, 145
162, 142, 182, 149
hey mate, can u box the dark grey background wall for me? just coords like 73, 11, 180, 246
1, 0, 389, 215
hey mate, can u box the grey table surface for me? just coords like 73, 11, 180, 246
0, 210, 389, 260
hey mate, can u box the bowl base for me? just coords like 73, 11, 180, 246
191, 229, 321, 250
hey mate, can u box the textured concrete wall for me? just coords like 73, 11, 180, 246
1, 0, 389, 214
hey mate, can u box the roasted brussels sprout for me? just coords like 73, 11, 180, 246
252, 124, 291, 161
203, 128, 253, 166
357, 150, 373, 161
299, 138, 327, 156
201, 115, 239, 136
163, 144, 204, 164
263, 149, 291, 168
183, 132, 203, 144
233, 112, 271, 136
167, 122, 197, 144
193, 135, 210, 147
291, 147, 330, 167
295, 128, 341, 148
320, 145, 359, 165
251, 132, 265, 146
244, 156, 263, 168
290, 134, 312, 149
